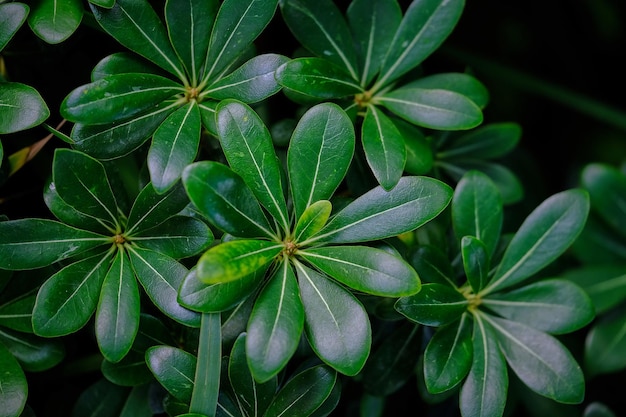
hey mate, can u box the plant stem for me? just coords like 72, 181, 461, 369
189, 313, 222, 417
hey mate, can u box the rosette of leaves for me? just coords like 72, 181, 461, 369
565, 163, 626, 376
59, 0, 287, 193
0, 148, 213, 365
180, 100, 453, 382
395, 170, 594, 417
275, 0, 486, 191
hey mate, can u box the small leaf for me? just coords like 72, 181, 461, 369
395, 283, 468, 326
146, 345, 196, 403
405, 72, 490, 109
247, 261, 304, 382
294, 200, 332, 243
126, 182, 190, 236
27, 0, 83, 44
461, 236, 490, 293
581, 163, 626, 237
396, 109, 434, 175
0, 3, 29, 52
484, 189, 590, 295
0, 342, 27, 417
439, 122, 521, 160
300, 245, 420, 297
131, 215, 213, 259
91, 52, 164, 81
295, 263, 371, 376
0, 82, 50, 134
196, 239, 282, 284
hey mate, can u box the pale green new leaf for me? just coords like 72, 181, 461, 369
294, 200, 332, 243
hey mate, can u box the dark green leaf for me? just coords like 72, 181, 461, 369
264, 364, 337, 417
95, 249, 140, 363
294, 200, 332, 243
461, 236, 490, 293
362, 105, 406, 190
423, 314, 473, 394
484, 189, 590, 295
132, 215, 213, 259
395, 283, 467, 326
584, 307, 626, 375
32, 251, 113, 336
199, 100, 219, 135
582, 163, 626, 237
404, 72, 489, 109
408, 245, 456, 287
0, 277, 38, 333
564, 265, 626, 314
204, 53, 289, 103
396, 112, 434, 175
295, 263, 371, 376
27, 0, 83, 44
376, 0, 464, 88
61, 73, 183, 125
189, 313, 222, 416
309, 176, 452, 244
288, 102, 355, 221
0, 328, 65, 372
126, 182, 189, 235
146, 345, 196, 403
128, 246, 200, 327
571, 215, 626, 264
0, 82, 50, 134
486, 314, 585, 404
378, 87, 483, 130
216, 100, 290, 231
483, 279, 594, 334
583, 403, 617, 417
0, 3, 29, 51
275, 58, 362, 100
101, 351, 153, 386
91, 0, 186, 79
182, 161, 276, 239
439, 122, 521, 160
148, 101, 201, 193
448, 160, 524, 205
0, 219, 110, 270
247, 261, 304, 382
119, 385, 154, 417
71, 379, 128, 417
279, 0, 358, 80
300, 245, 420, 297
91, 52, 164, 81
0, 342, 27, 417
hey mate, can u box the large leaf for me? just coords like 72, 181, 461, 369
308, 176, 452, 244
404, 72, 490, 109
215, 100, 290, 231
32, 251, 113, 336
295, 263, 370, 376
375, 0, 464, 88
91, 52, 165, 81
0, 328, 64, 372
146, 345, 196, 403
27, 0, 82, 44
202, 0, 278, 82
61, 73, 183, 125
485, 314, 585, 404
182, 161, 276, 239
482, 279, 594, 334
0, 82, 50, 134
131, 215, 213, 259
0, 3, 29, 51
581, 163, 626, 237
247, 261, 304, 382
395, 283, 468, 326
300, 245, 420, 297
0, 342, 27, 417
288, 102, 355, 220
0, 219, 110, 270
483, 189, 590, 295
125, 182, 190, 236
91, 0, 186, 79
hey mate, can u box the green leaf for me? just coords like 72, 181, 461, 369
482, 279, 594, 334
395, 283, 467, 326
91, 0, 186, 79
459, 313, 508, 417
196, 239, 282, 284
275, 58, 362, 100
404, 72, 490, 109
53, 149, 119, 227
95, 249, 140, 363
0, 328, 65, 372
461, 236, 490, 293
408, 245, 456, 287
216, 100, 290, 231
423, 314, 473, 394
32, 251, 113, 336
288, 102, 355, 221
0, 82, 50, 134
119, 385, 155, 417
247, 261, 304, 382
204, 53, 289, 103
483, 189, 590, 295
376, 0, 464, 88
438, 122, 521, 160
147, 101, 201, 193
27, 0, 83, 44
61, 73, 183, 125
584, 307, 626, 375
71, 379, 128, 417
362, 105, 406, 190
378, 87, 483, 130
309, 176, 452, 244
101, 351, 153, 387
146, 345, 196, 403
279, 0, 358, 80
346, 0, 402, 87
264, 364, 337, 417
91, 52, 164, 81
131, 215, 213, 259
0, 3, 29, 52
202, 0, 278, 83
447, 160, 524, 205
581, 163, 626, 237
165, 0, 217, 85
182, 161, 276, 239
128, 246, 200, 327
583, 403, 617, 417
125, 182, 189, 236
295, 263, 371, 376
0, 342, 27, 417
0, 219, 110, 270
564, 265, 626, 314
485, 314, 585, 404
189, 313, 222, 416
199, 101, 219, 135
0, 275, 39, 333
294, 200, 332, 243
300, 245, 420, 297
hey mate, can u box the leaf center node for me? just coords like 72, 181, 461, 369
283, 239, 298, 258
113, 234, 126, 245
354, 91, 373, 109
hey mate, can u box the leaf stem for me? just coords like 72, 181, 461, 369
189, 312, 222, 417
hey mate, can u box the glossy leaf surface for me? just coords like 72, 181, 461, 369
395, 283, 467, 326
132, 215, 213, 259
405, 72, 489, 109
461, 236, 490, 293
294, 200, 332, 243
0, 3, 29, 51
146, 345, 196, 403
126, 182, 190, 235
0, 82, 50, 134
0, 342, 27, 417
0, 329, 64, 372
275, 58, 362, 99
439, 122, 521, 160
27, 0, 82, 44
91, 52, 163, 81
